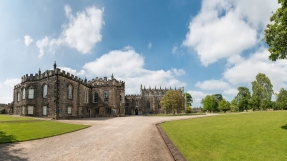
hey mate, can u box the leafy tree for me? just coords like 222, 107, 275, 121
184, 93, 193, 106
275, 88, 287, 110
264, 0, 287, 61
218, 98, 230, 113
235, 87, 251, 112
203, 95, 217, 112
251, 73, 274, 111
213, 94, 223, 102
185, 105, 192, 113
160, 90, 185, 114
230, 98, 239, 112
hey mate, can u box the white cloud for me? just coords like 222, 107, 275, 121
224, 48, 287, 92
36, 36, 50, 58
24, 35, 33, 46
148, 43, 152, 49
58, 67, 85, 77
83, 47, 186, 94
187, 90, 209, 107
36, 5, 104, 57
223, 88, 238, 95
182, 0, 278, 66
195, 79, 230, 90
172, 46, 178, 54
0, 78, 21, 103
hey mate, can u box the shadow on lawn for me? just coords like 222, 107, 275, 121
0, 131, 28, 160
281, 125, 287, 130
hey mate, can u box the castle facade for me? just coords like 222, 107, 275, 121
13, 62, 184, 119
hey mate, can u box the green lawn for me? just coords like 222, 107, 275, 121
0, 115, 89, 143
160, 111, 287, 161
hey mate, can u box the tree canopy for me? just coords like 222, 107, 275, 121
264, 0, 287, 61
160, 90, 185, 114
185, 93, 193, 106
218, 98, 230, 113
251, 73, 273, 110
203, 95, 217, 112
235, 87, 251, 112
275, 88, 287, 110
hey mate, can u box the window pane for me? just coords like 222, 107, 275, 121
94, 93, 98, 103
104, 91, 109, 102
68, 85, 72, 99
22, 88, 25, 99
43, 85, 47, 98
17, 93, 20, 101
28, 106, 33, 114
43, 106, 47, 115
28, 89, 34, 99
68, 107, 71, 114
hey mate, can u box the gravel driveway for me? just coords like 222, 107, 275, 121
0, 114, 217, 161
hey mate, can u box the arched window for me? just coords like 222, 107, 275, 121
68, 85, 73, 99
17, 92, 20, 102
93, 92, 98, 103
84, 90, 88, 103
43, 84, 48, 98
104, 91, 109, 102
22, 88, 26, 100
28, 87, 34, 99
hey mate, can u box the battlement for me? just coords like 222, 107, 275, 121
141, 85, 184, 91
125, 94, 141, 97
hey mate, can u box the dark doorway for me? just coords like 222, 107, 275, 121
135, 109, 138, 115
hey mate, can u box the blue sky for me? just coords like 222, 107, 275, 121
0, 0, 283, 107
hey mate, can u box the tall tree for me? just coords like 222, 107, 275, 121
275, 88, 287, 110
230, 98, 239, 112
203, 95, 217, 112
218, 98, 230, 113
160, 90, 185, 114
251, 73, 274, 111
184, 93, 193, 106
235, 87, 251, 112
264, 0, 287, 61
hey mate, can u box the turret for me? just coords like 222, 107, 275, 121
54, 61, 57, 70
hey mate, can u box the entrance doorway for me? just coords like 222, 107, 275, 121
135, 109, 138, 115
88, 109, 91, 117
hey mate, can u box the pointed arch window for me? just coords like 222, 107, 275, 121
28, 87, 34, 99
43, 84, 48, 98
68, 84, 73, 99
22, 88, 26, 100
93, 92, 98, 103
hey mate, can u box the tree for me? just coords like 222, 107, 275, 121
230, 98, 239, 112
251, 73, 274, 111
235, 87, 251, 112
264, 0, 287, 61
185, 105, 192, 113
203, 95, 217, 112
218, 98, 230, 113
184, 93, 193, 106
160, 90, 185, 114
275, 88, 287, 110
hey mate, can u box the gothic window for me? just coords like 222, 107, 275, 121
28, 106, 33, 114
43, 84, 48, 98
84, 90, 88, 103
28, 87, 34, 99
68, 84, 73, 99
22, 88, 26, 100
17, 92, 20, 102
104, 91, 109, 102
93, 92, 98, 103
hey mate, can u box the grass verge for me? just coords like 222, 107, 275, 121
0, 115, 89, 143
160, 111, 287, 161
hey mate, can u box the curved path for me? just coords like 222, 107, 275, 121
0, 114, 218, 161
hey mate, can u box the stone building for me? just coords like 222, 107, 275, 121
12, 62, 184, 119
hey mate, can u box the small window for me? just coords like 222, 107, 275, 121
105, 107, 111, 114
68, 107, 72, 114
68, 85, 73, 99
17, 92, 20, 102
28, 106, 33, 114
22, 88, 26, 99
28, 88, 34, 99
43, 85, 48, 98
93, 92, 98, 103
95, 108, 99, 114
22, 106, 25, 115
104, 91, 109, 102
43, 106, 47, 115
84, 91, 88, 103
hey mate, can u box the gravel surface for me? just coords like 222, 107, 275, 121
0, 114, 218, 161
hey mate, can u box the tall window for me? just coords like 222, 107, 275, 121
104, 91, 109, 102
121, 92, 125, 103
105, 107, 111, 114
147, 102, 150, 108
68, 107, 72, 114
17, 92, 20, 102
22, 106, 25, 115
93, 92, 98, 103
158, 102, 161, 109
84, 91, 88, 103
68, 85, 73, 99
28, 106, 33, 114
43, 85, 48, 98
28, 87, 34, 99
95, 108, 99, 114
43, 106, 47, 115
22, 88, 25, 99
136, 100, 138, 107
